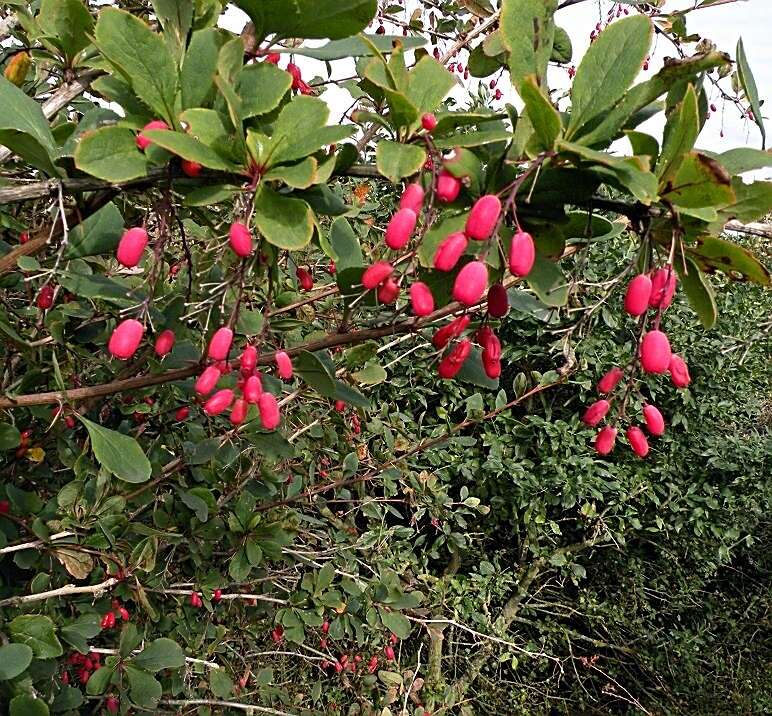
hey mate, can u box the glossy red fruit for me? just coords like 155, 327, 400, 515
478, 327, 502, 379
362, 261, 394, 290
195, 366, 221, 396
213, 589, 223, 603
438, 339, 472, 379
229, 222, 253, 257
0, 500, 9, 514
181, 159, 202, 177
582, 399, 610, 427
334, 400, 346, 412
377, 277, 400, 304
271, 625, 284, 643
119, 607, 130, 621
108, 319, 144, 360
432, 315, 470, 349
640, 330, 671, 374
624, 274, 652, 316
452, 260, 488, 306
258, 392, 281, 430
106, 696, 119, 714
65, 415, 77, 429
487, 283, 509, 318
410, 282, 435, 316
190, 592, 202, 607
230, 398, 248, 425
598, 367, 624, 394
19, 232, 29, 244
175, 406, 190, 421
508, 229, 535, 277
368, 655, 379, 673
433, 231, 468, 272
399, 182, 425, 214
643, 404, 665, 436
204, 389, 234, 416
436, 170, 462, 203
385, 208, 417, 250
275, 351, 293, 380
154, 329, 175, 357
240, 345, 258, 375
594, 426, 618, 455
389, 633, 399, 646
626, 426, 649, 457
208, 326, 234, 361
296, 267, 314, 291
322, 621, 330, 634
244, 374, 263, 403
117, 227, 149, 268
101, 612, 116, 629
649, 267, 677, 309
465, 194, 502, 241
136, 120, 169, 151
421, 112, 437, 131
384, 645, 396, 661
36, 284, 55, 310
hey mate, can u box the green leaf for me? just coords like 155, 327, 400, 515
375, 141, 426, 183
38, 0, 94, 63
133, 638, 185, 672
85, 666, 114, 695
210, 668, 234, 699
253, 186, 314, 250
75, 126, 148, 182
94, 7, 178, 123
237, 63, 292, 118
125, 665, 162, 707
677, 256, 717, 330
181, 28, 227, 109
9, 615, 63, 659
713, 148, 772, 175
455, 346, 499, 390
79, 417, 152, 484
0, 644, 33, 680
351, 363, 387, 386
264, 157, 318, 189
500, 0, 557, 89
567, 15, 652, 138
657, 84, 699, 185
519, 75, 562, 151
52, 686, 84, 712
58, 270, 145, 308
625, 130, 659, 162
178, 489, 209, 522
143, 129, 235, 171
0, 422, 21, 450
328, 217, 364, 272
551, 26, 573, 63
722, 178, 772, 223
688, 236, 770, 286
736, 38, 765, 149
433, 129, 512, 149
405, 56, 456, 115
526, 252, 569, 307
334, 380, 371, 410
378, 609, 412, 639
0, 77, 58, 176
229, 548, 252, 581
662, 152, 735, 209
65, 202, 124, 259
9, 696, 48, 716
59, 614, 101, 653
295, 351, 337, 397
290, 34, 425, 61
152, 0, 193, 62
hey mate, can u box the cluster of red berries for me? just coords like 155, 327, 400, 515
100, 598, 130, 629
62, 650, 103, 687
319, 631, 400, 677
583, 265, 691, 457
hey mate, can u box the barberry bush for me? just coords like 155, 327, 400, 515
0, 0, 769, 714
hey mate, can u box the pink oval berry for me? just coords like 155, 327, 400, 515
240, 345, 258, 375
116, 227, 149, 268
377, 277, 400, 304
243, 374, 263, 403
649, 267, 677, 309
275, 351, 293, 380
258, 392, 281, 430
385, 208, 417, 250
230, 398, 248, 425
207, 326, 234, 361
597, 367, 624, 394
452, 260, 488, 307
399, 183, 425, 214
643, 404, 665, 436
624, 274, 652, 316
296, 267, 314, 291
409, 282, 435, 316
477, 327, 502, 379
508, 229, 535, 277
432, 315, 470, 349
436, 170, 462, 203
594, 426, 617, 455
626, 426, 649, 457
582, 399, 610, 427
229, 222, 253, 258
640, 330, 671, 374
487, 283, 509, 318
433, 231, 468, 272
465, 194, 501, 241
154, 329, 175, 357
108, 319, 145, 360
438, 339, 472, 379
195, 366, 222, 396
362, 261, 394, 290
204, 388, 234, 416
669, 354, 691, 388
421, 112, 437, 131
136, 120, 169, 151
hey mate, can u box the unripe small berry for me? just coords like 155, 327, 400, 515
108, 319, 145, 360
582, 399, 610, 427
229, 222, 253, 257
195, 365, 221, 396
668, 354, 691, 388
154, 329, 175, 357
487, 283, 509, 318
230, 398, 248, 425
452, 260, 488, 307
640, 330, 671, 374
597, 367, 623, 394
643, 404, 665, 436
36, 284, 55, 310
399, 183, 425, 214
421, 112, 437, 131
626, 426, 649, 457
362, 261, 394, 290
296, 267, 314, 291
438, 339, 472, 379
244, 374, 263, 403
175, 406, 190, 421
377, 277, 400, 304
385, 208, 417, 250
136, 120, 169, 151
594, 426, 617, 455
649, 267, 677, 309
117, 227, 149, 268
434, 232, 468, 272
509, 229, 536, 277
181, 159, 202, 177
409, 282, 435, 316
258, 392, 281, 430
432, 315, 470, 349
465, 194, 502, 241
624, 274, 652, 316
207, 326, 234, 361
436, 170, 462, 203
240, 345, 258, 375
275, 351, 293, 380
204, 389, 234, 416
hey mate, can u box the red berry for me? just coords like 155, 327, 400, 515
0, 500, 9, 514
385, 208, 418, 250
668, 354, 691, 388
100, 612, 116, 629
190, 592, 202, 607
389, 633, 399, 646
136, 120, 169, 151
438, 339, 472, 379
598, 367, 624, 394
296, 267, 314, 291
436, 170, 462, 203
452, 260, 488, 307
649, 267, 677, 309
244, 374, 263, 403
119, 607, 130, 621
105, 696, 119, 714
258, 392, 281, 430
204, 389, 234, 416
271, 625, 284, 643
362, 261, 394, 290
434, 231, 469, 272
208, 326, 234, 361
477, 327, 502, 379
643, 404, 665, 436
594, 426, 618, 455
465, 194, 502, 241
409, 282, 435, 317
334, 400, 346, 412
265, 53, 280, 64
108, 319, 145, 360
421, 112, 437, 131
384, 645, 396, 661
61, 671, 69, 684
368, 655, 379, 673
64, 415, 77, 429
377, 277, 400, 304
582, 399, 610, 427
494, 88, 502, 100
240, 345, 258, 375
399, 183, 425, 214
195, 365, 222, 396
78, 669, 90, 685
181, 159, 202, 177
432, 315, 470, 349
487, 283, 509, 318
154, 329, 176, 357
213, 589, 223, 603
509, 229, 535, 277
320, 638, 328, 649
229, 222, 253, 258
19, 232, 29, 244
275, 351, 293, 380
322, 621, 330, 634
230, 398, 248, 425
626, 426, 649, 457
36, 284, 55, 310
640, 330, 671, 374
624, 274, 653, 316
175, 406, 190, 421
